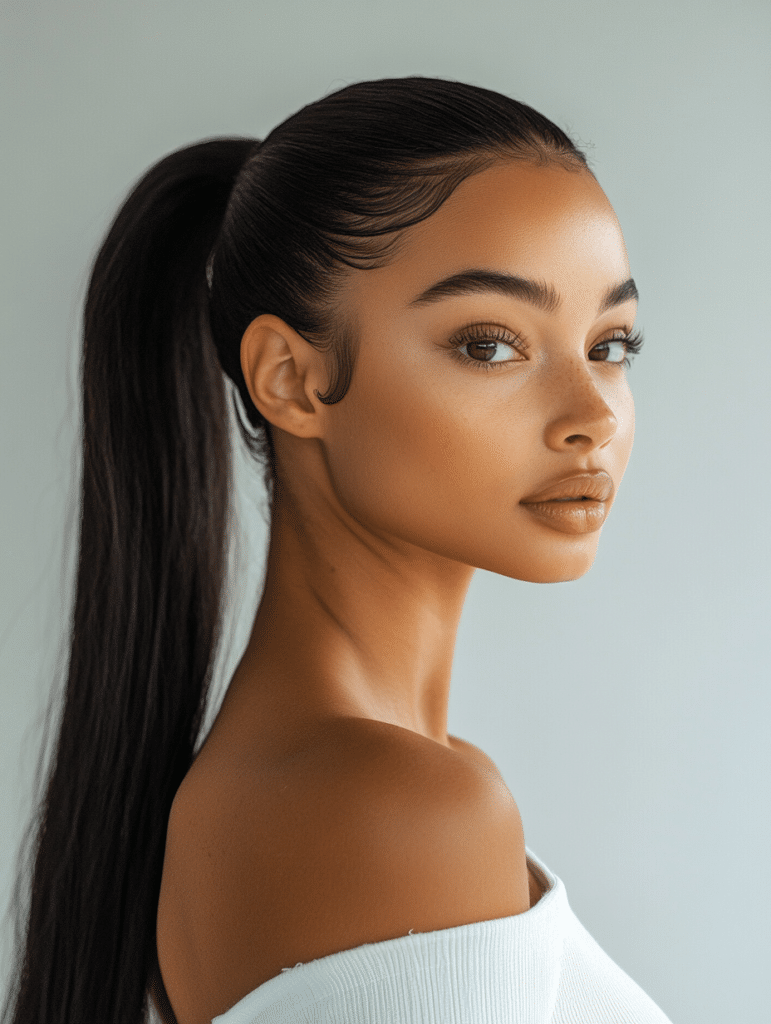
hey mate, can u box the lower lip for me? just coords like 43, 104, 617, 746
519, 499, 609, 535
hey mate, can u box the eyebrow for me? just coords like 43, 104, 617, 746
407, 269, 639, 316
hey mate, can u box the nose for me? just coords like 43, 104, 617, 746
542, 370, 620, 453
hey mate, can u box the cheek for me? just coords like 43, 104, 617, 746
322, 365, 526, 551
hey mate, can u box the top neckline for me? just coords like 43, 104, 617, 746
208, 845, 564, 1023
525, 845, 552, 907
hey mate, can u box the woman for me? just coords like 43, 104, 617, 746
4, 77, 673, 1023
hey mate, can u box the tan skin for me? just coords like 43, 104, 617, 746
155, 159, 638, 1024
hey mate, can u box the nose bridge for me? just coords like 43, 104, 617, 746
541, 355, 618, 450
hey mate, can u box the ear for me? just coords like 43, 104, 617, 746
240, 314, 328, 439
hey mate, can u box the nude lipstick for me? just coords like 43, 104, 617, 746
519, 470, 613, 536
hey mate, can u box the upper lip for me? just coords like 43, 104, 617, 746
520, 469, 614, 503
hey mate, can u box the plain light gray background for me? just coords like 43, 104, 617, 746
2, 1, 769, 1022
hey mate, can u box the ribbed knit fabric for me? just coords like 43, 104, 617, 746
145, 845, 673, 1023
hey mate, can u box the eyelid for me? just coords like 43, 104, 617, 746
449, 321, 637, 345
449, 321, 530, 354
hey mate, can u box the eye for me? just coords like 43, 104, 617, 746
591, 330, 644, 368
449, 323, 528, 371
460, 340, 516, 363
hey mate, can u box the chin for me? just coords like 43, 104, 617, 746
484, 543, 599, 584
502, 567, 594, 585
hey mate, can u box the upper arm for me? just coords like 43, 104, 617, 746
157, 724, 530, 1024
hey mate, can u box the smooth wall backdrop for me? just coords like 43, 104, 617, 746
1, 2, 769, 1022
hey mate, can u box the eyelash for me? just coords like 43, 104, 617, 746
448, 324, 645, 372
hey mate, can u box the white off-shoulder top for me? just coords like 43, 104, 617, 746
148, 845, 674, 1023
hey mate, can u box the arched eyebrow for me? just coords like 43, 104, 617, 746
407, 270, 638, 316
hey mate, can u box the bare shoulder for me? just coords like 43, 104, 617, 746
448, 731, 512, 787
157, 719, 529, 1024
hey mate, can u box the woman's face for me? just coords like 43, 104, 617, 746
318, 158, 638, 583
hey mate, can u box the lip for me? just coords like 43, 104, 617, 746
520, 498, 609, 535
519, 469, 613, 535
520, 470, 614, 504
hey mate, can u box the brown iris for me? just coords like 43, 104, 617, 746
466, 341, 497, 362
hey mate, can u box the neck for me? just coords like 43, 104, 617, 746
226, 481, 475, 748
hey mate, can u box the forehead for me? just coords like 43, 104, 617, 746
344, 159, 631, 320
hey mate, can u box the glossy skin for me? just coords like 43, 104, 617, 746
156, 159, 638, 1024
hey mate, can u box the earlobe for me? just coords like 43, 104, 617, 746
240, 314, 325, 439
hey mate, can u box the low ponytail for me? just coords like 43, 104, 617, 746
3, 137, 258, 1024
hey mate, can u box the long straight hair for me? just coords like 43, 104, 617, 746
3, 77, 588, 1024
